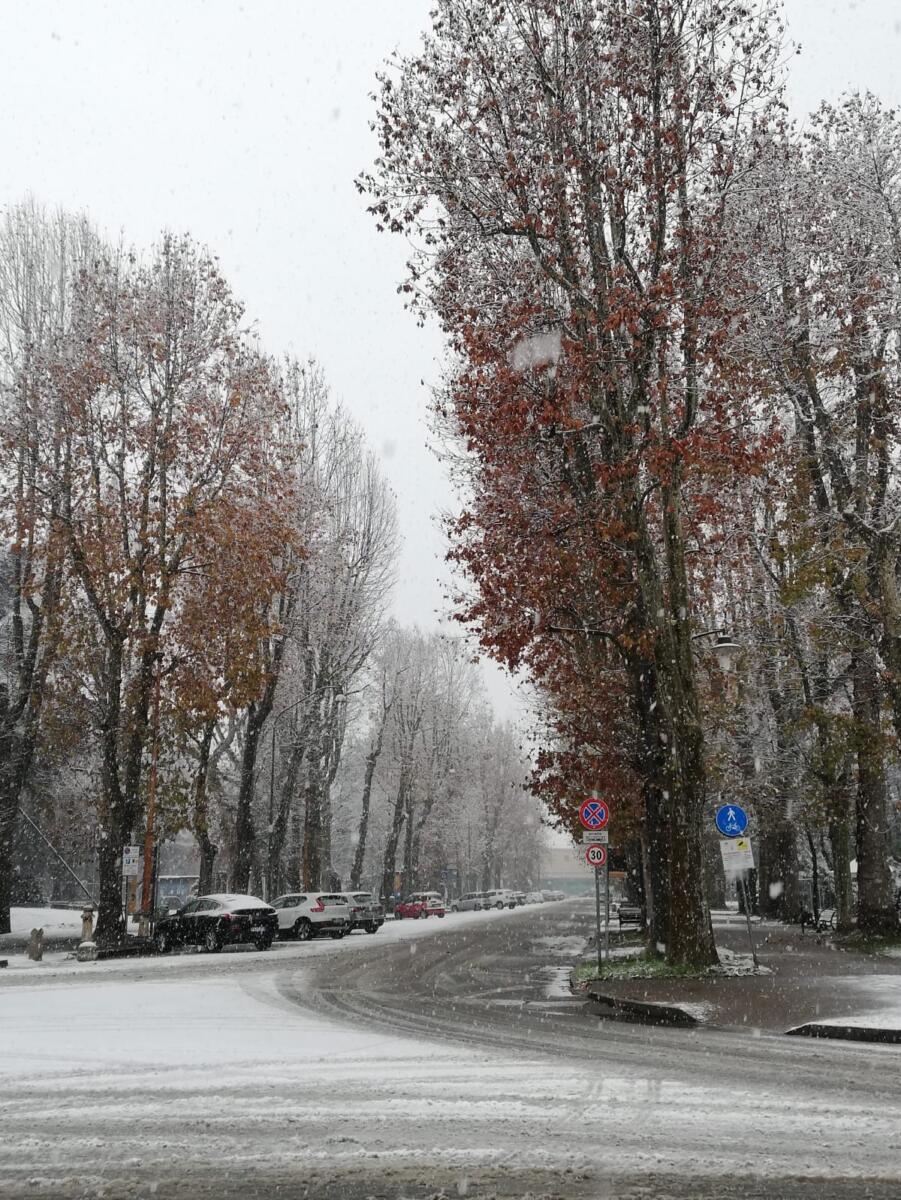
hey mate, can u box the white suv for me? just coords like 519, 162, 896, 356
271, 892, 351, 941
483, 888, 517, 910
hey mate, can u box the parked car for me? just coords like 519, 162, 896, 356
271, 892, 351, 940
541, 889, 566, 902
512, 892, 527, 906
451, 891, 489, 912
482, 888, 517, 910
340, 891, 385, 934
524, 891, 545, 904
153, 893, 278, 954
394, 891, 446, 919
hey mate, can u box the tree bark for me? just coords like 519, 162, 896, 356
232, 704, 268, 892
758, 819, 801, 920
267, 721, 307, 898
401, 789, 416, 894
829, 809, 854, 932
350, 728, 385, 888
192, 721, 217, 896
852, 648, 898, 934
381, 769, 409, 905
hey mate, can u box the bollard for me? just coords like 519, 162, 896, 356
25, 928, 44, 961
81, 908, 95, 942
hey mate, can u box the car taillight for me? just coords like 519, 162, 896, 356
311, 900, 324, 913
221, 913, 233, 921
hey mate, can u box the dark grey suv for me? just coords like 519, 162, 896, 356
341, 891, 385, 934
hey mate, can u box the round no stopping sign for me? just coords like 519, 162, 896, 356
585, 844, 607, 868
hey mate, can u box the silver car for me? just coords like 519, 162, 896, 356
451, 891, 489, 912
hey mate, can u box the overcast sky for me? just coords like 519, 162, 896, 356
2, 1, 899, 717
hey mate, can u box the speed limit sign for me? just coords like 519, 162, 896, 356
585, 843, 607, 868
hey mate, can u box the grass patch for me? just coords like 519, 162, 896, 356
571, 948, 693, 985
835, 931, 901, 956
570, 944, 764, 987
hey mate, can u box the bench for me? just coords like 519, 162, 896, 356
617, 905, 645, 930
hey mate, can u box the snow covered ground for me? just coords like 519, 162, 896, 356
7, 906, 84, 936
4, 908, 901, 1199
804, 974, 901, 1031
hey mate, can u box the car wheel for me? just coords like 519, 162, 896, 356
495, 902, 504, 910
204, 926, 221, 953
329, 930, 346, 940
437, 912, 445, 918
418, 909, 428, 919
154, 930, 169, 954
294, 918, 313, 941
255, 935, 272, 951
364, 923, 379, 934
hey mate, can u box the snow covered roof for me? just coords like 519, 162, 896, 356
203, 893, 272, 909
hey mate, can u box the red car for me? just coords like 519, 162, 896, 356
394, 891, 446, 919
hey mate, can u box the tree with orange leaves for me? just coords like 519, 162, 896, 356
364, 0, 783, 964
48, 236, 300, 943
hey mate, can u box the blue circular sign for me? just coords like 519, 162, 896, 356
715, 804, 748, 838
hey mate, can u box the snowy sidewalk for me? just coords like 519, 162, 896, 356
587, 921, 901, 1039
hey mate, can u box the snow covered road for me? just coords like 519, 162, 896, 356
2, 901, 900, 1199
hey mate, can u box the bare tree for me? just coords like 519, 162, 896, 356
0, 201, 97, 933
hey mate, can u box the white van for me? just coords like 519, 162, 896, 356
482, 888, 517, 910
451, 891, 488, 912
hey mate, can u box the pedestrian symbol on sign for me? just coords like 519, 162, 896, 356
715, 803, 748, 838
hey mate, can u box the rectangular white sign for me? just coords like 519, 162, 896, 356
719, 837, 754, 874
122, 846, 142, 877
580, 830, 609, 845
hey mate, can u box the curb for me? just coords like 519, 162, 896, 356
586, 986, 698, 1027
786, 1022, 901, 1045
0, 933, 80, 954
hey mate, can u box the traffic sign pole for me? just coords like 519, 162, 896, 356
605, 858, 610, 962
594, 865, 602, 975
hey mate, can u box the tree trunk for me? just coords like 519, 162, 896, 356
401, 791, 416, 894
852, 649, 898, 935
94, 642, 128, 945
632, 658, 670, 951
758, 820, 800, 920
806, 827, 820, 922
381, 771, 409, 904
192, 721, 217, 896
829, 811, 854, 932
286, 802, 303, 891
267, 725, 307, 898
704, 829, 726, 911
233, 705, 267, 892
0, 797, 15, 936
350, 730, 384, 888
302, 757, 323, 890
631, 491, 717, 968
0, 722, 33, 934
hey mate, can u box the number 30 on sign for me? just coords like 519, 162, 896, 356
585, 844, 607, 868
